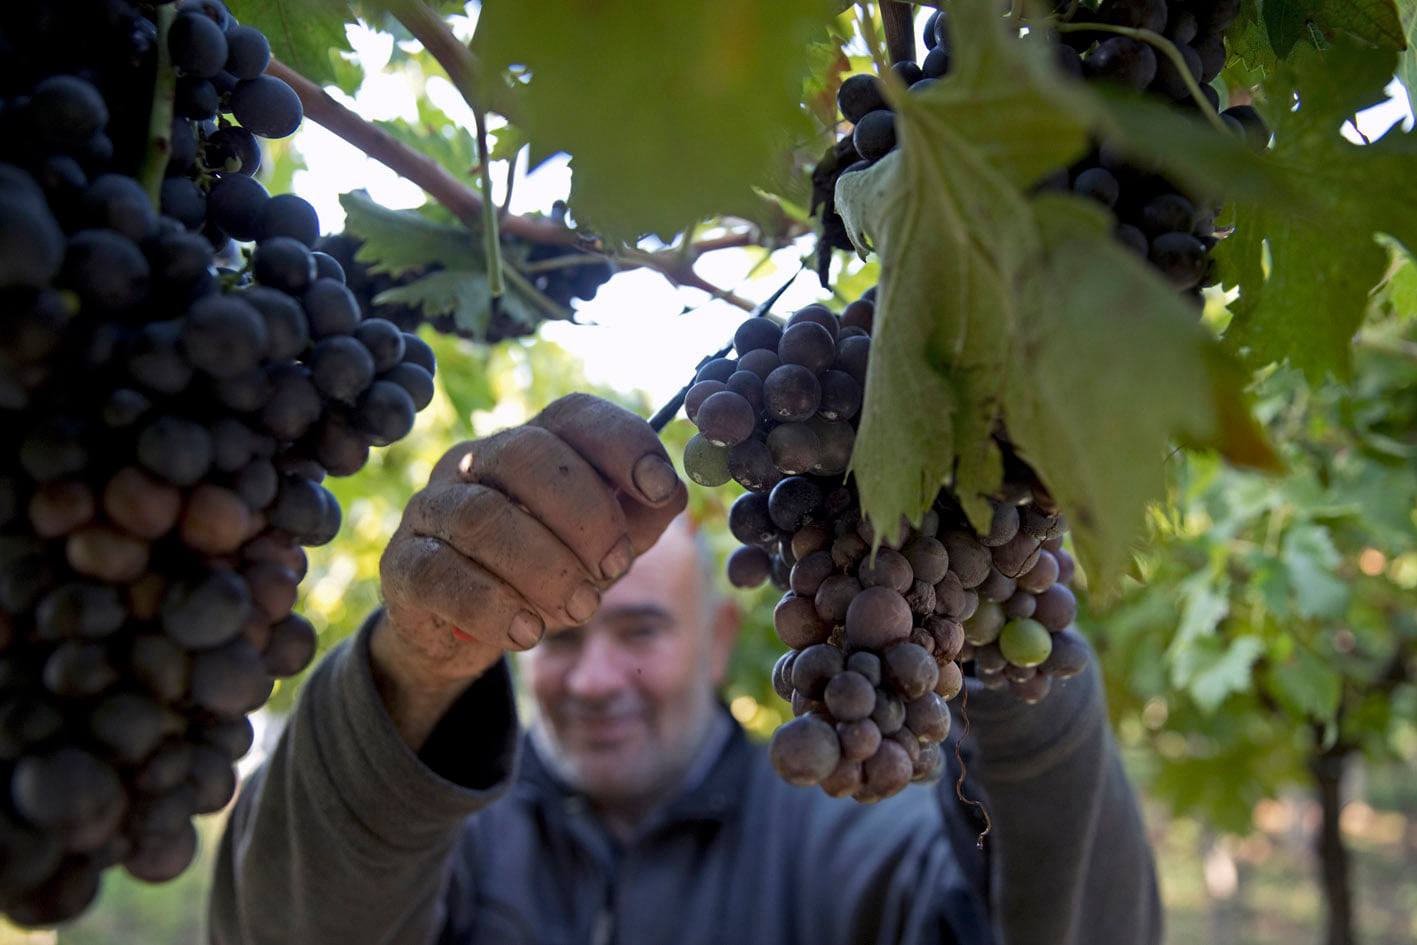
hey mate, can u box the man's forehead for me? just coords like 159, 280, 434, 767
601, 518, 704, 608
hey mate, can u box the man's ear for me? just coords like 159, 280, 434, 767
708, 596, 742, 687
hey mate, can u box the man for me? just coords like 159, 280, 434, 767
209, 395, 1161, 945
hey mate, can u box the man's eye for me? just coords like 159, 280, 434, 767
622, 624, 661, 642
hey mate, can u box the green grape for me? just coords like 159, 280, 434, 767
683, 434, 731, 486
999, 617, 1053, 667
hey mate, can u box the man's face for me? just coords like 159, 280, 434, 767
525, 521, 735, 806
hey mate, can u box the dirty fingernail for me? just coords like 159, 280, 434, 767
509, 611, 544, 649
567, 582, 600, 623
600, 536, 634, 581
632, 454, 679, 504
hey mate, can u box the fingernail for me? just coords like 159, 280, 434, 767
567, 582, 600, 623
600, 536, 634, 581
509, 611, 544, 649
632, 454, 679, 504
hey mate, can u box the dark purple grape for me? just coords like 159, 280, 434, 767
353, 318, 405, 371
862, 739, 912, 797
1084, 37, 1157, 89
683, 379, 726, 424
161, 569, 251, 650
734, 317, 783, 355
261, 364, 322, 440
763, 364, 820, 422
902, 537, 949, 585
188, 745, 237, 813
788, 551, 834, 598
777, 322, 835, 374
905, 692, 950, 742
813, 574, 861, 625
791, 643, 845, 699
137, 416, 212, 487
766, 423, 820, 476
206, 125, 261, 176
771, 651, 796, 701
169, 11, 228, 78
941, 530, 990, 588
773, 594, 830, 649
229, 75, 303, 138
695, 390, 756, 447
181, 295, 267, 378
60, 228, 149, 311
694, 357, 737, 384
207, 173, 269, 241
304, 277, 361, 336
845, 587, 912, 650
224, 24, 272, 79
254, 236, 316, 293
825, 670, 876, 721
381, 362, 434, 411
786, 303, 838, 340
1073, 167, 1120, 208
736, 348, 779, 379
310, 335, 376, 404
355, 380, 416, 446
884, 642, 939, 700
858, 547, 913, 594
837, 73, 887, 124
977, 567, 1018, 603
724, 370, 764, 413
257, 194, 320, 247
769, 716, 840, 786
769, 477, 822, 533
1032, 584, 1077, 632
1148, 231, 1208, 289
816, 370, 861, 421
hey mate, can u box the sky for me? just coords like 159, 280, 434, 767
278, 18, 1416, 411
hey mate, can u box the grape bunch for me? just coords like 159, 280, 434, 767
680, 292, 1089, 802
0, 1, 436, 925
316, 207, 615, 345
813, 0, 1270, 300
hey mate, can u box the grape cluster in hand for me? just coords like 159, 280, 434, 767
813, 0, 1268, 302
682, 292, 1088, 802
0, 0, 435, 924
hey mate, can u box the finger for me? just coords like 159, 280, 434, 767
457, 426, 633, 582
530, 394, 682, 508
619, 482, 689, 556
404, 482, 601, 626
381, 534, 545, 651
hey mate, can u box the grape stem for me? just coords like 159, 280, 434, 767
953, 683, 993, 848
138, 3, 179, 209
1055, 21, 1231, 136
264, 59, 763, 309
647, 264, 807, 433
880, 1, 916, 66
472, 105, 505, 305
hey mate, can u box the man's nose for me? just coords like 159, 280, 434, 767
564, 632, 627, 700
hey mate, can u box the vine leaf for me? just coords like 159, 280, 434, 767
226, 0, 354, 87
1263, 0, 1407, 58
1400, 0, 1417, 115
340, 192, 567, 341
834, 0, 1276, 590
1217, 38, 1417, 383
471, 0, 836, 240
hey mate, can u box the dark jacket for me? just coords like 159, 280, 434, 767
210, 615, 1160, 945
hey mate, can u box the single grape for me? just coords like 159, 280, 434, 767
837, 74, 887, 124
773, 594, 831, 649
790, 642, 844, 699
684, 434, 731, 487
771, 651, 796, 702
1073, 167, 1120, 208
862, 739, 912, 798
254, 236, 316, 294
695, 390, 756, 447
1084, 37, 1157, 89
905, 692, 950, 742
1148, 231, 1208, 289
999, 618, 1053, 667
763, 364, 821, 422
788, 551, 834, 598
845, 586, 912, 650
1033, 583, 1078, 632
1038, 628, 1090, 677
821, 759, 865, 798
207, 174, 269, 242
858, 547, 913, 594
230, 75, 303, 138
736, 348, 780, 380
1018, 550, 1059, 593
683, 379, 726, 424
964, 600, 1006, 646
769, 716, 840, 786
941, 530, 991, 588
734, 317, 782, 355
977, 567, 1018, 603
991, 530, 1042, 579
161, 569, 252, 650
813, 574, 861, 625
169, 11, 228, 78
1003, 590, 1037, 619
181, 295, 267, 378
934, 660, 964, 700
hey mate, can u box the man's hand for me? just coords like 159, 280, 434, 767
371, 394, 688, 749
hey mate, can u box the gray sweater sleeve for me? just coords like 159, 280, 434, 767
208, 615, 521, 945
952, 655, 1162, 945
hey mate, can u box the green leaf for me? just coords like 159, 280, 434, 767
1173, 634, 1265, 713
340, 191, 481, 275
834, 0, 1091, 535
472, 0, 836, 240
1401, 0, 1417, 115
834, 0, 1277, 585
1004, 199, 1280, 586
1263, 643, 1344, 721
226, 0, 354, 87
1217, 39, 1417, 383
1279, 522, 1351, 618
373, 270, 543, 341
1264, 0, 1407, 58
